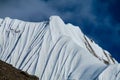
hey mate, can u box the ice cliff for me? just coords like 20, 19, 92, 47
0, 16, 120, 80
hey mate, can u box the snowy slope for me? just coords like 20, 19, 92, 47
0, 16, 119, 80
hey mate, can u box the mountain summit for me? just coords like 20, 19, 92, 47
0, 16, 119, 80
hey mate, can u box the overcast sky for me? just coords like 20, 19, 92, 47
0, 0, 120, 62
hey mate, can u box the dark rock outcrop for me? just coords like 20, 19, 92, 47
0, 60, 39, 80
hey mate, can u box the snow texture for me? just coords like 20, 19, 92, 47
0, 16, 120, 80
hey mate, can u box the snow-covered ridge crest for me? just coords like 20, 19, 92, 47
0, 16, 119, 80
50, 16, 117, 64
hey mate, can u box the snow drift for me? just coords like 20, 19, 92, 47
0, 16, 119, 80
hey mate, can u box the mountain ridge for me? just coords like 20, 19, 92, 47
0, 16, 119, 80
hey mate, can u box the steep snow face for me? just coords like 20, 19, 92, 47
0, 16, 119, 80
49, 16, 117, 64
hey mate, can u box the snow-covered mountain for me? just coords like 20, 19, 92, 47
0, 16, 119, 80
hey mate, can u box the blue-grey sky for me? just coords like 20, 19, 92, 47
0, 0, 120, 62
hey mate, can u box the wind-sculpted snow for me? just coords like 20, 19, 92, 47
0, 16, 120, 80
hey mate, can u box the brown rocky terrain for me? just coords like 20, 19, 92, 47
0, 60, 39, 80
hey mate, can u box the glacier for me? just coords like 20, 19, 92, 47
0, 16, 120, 80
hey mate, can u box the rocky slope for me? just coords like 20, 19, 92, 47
0, 60, 39, 80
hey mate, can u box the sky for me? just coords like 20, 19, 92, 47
0, 0, 120, 62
